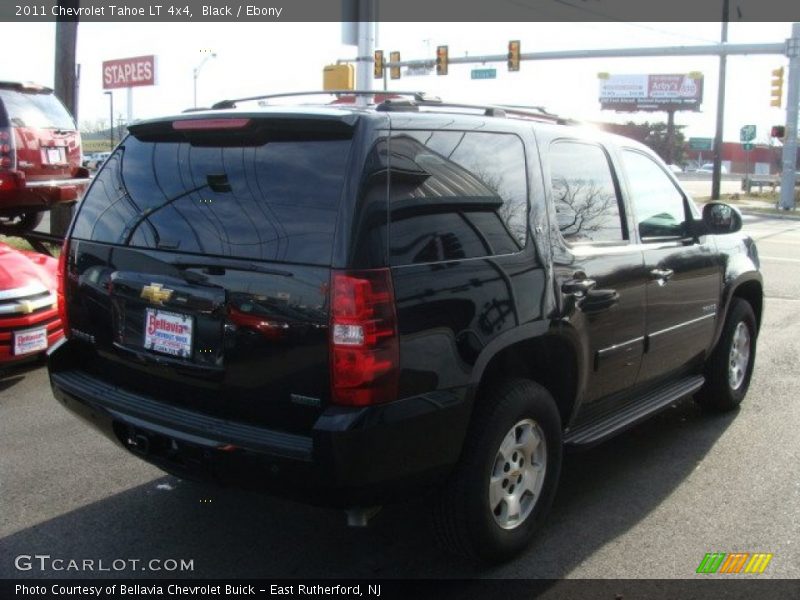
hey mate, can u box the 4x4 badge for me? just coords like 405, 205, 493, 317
140, 283, 173, 305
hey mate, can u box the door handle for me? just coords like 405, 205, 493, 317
561, 278, 597, 297
580, 288, 619, 313
650, 268, 674, 282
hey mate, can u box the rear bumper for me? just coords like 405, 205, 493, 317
0, 176, 90, 211
48, 339, 472, 507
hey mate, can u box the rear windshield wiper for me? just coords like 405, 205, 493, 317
119, 182, 209, 246
119, 174, 233, 246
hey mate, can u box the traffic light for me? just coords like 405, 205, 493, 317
508, 40, 521, 72
770, 125, 786, 139
374, 50, 384, 79
323, 64, 354, 91
770, 67, 784, 107
436, 45, 448, 76
390, 51, 401, 80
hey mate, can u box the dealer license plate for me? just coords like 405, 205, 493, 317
45, 147, 65, 164
13, 327, 48, 355
143, 308, 193, 359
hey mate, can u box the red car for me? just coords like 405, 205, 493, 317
0, 242, 63, 364
0, 81, 90, 232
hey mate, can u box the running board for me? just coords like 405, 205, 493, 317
564, 375, 705, 447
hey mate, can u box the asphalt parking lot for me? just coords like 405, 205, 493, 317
1, 212, 799, 579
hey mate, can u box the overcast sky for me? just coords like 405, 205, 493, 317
2, 21, 794, 144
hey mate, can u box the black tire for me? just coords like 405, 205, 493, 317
433, 378, 562, 562
696, 298, 757, 412
0, 211, 44, 233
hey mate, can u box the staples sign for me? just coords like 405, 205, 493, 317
102, 55, 156, 90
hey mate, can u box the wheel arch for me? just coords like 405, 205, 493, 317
471, 324, 583, 429
731, 278, 763, 332
712, 272, 763, 352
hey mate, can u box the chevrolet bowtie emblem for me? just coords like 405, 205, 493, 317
140, 283, 173, 305
18, 300, 34, 314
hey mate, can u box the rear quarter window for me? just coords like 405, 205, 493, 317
72, 132, 352, 265
386, 130, 528, 266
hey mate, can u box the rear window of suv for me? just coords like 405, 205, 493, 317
72, 128, 352, 265
0, 89, 75, 130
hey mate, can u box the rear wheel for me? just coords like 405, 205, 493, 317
697, 298, 757, 411
433, 379, 562, 562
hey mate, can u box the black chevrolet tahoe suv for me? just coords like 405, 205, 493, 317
49, 92, 762, 561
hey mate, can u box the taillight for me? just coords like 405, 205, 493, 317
57, 240, 70, 338
0, 128, 15, 172
330, 269, 399, 406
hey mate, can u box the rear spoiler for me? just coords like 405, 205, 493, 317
128, 113, 359, 143
0, 81, 54, 94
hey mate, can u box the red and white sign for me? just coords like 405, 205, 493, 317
102, 55, 156, 90
143, 309, 193, 358
599, 73, 703, 112
13, 327, 48, 356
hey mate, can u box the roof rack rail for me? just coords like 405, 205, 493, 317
208, 90, 574, 125
375, 98, 506, 117
211, 90, 441, 110
408, 99, 568, 123
496, 104, 578, 125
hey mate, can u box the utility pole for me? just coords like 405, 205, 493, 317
711, 0, 729, 201
51, 0, 79, 237
779, 23, 800, 210
355, 0, 377, 106
104, 91, 113, 150
666, 109, 676, 165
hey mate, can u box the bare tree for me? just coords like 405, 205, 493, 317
471, 166, 527, 244
552, 177, 617, 241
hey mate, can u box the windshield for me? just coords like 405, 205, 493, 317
72, 132, 352, 265
0, 89, 76, 130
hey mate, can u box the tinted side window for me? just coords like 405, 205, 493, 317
621, 150, 688, 240
549, 141, 625, 244
387, 131, 527, 266
72, 134, 351, 265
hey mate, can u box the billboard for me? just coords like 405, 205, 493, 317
599, 73, 703, 112
102, 55, 156, 90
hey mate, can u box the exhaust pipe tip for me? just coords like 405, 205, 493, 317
345, 506, 382, 527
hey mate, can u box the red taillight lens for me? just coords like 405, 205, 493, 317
330, 269, 399, 406
0, 128, 15, 172
57, 240, 70, 338
0, 172, 20, 192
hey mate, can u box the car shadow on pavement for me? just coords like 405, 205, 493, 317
0, 359, 45, 394
1, 396, 737, 579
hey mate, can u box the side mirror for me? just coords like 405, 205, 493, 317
701, 202, 742, 235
